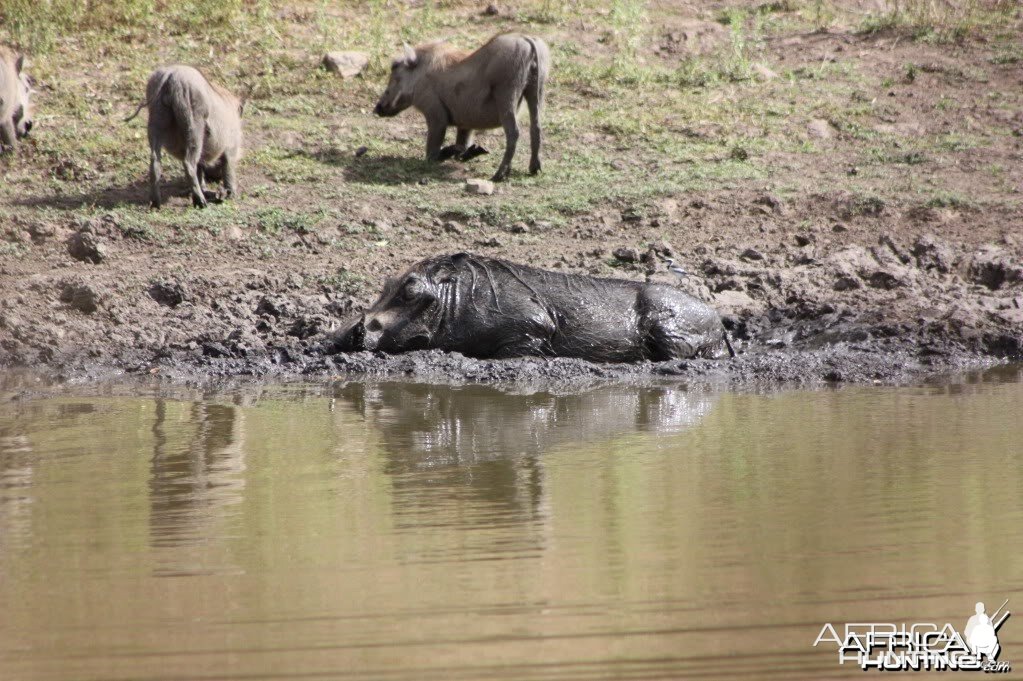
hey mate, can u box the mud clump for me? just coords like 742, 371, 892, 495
59, 283, 100, 314
67, 230, 106, 264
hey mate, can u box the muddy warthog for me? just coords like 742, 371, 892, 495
126, 65, 243, 208
373, 33, 549, 182
0, 46, 33, 152
333, 253, 730, 361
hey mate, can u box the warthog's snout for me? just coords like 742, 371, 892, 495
373, 102, 383, 116
20, 120, 32, 137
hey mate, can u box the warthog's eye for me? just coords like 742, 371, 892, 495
400, 277, 427, 302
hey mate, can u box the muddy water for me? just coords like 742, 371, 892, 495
1, 369, 1023, 681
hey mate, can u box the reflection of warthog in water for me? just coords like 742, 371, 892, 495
334, 382, 716, 512
126, 65, 244, 209
149, 401, 246, 557
373, 33, 549, 181
334, 253, 730, 362
0, 46, 33, 151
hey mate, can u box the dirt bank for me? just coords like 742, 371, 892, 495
1, 1, 1021, 386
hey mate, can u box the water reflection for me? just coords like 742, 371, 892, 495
149, 400, 246, 574
1, 373, 1022, 681
336, 382, 716, 516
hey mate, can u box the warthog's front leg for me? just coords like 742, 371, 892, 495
222, 156, 239, 201
0, 120, 16, 153
424, 119, 447, 162
492, 108, 520, 182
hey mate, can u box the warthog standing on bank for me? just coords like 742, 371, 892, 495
0, 46, 33, 152
126, 65, 243, 208
374, 33, 549, 182
333, 253, 730, 361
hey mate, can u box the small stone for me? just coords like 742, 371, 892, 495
807, 118, 834, 139
832, 223, 848, 233
752, 63, 779, 81
611, 159, 627, 170
465, 179, 495, 195
418, 178, 429, 186
740, 247, 765, 261
478, 235, 502, 247
510, 222, 530, 234
322, 51, 370, 78
224, 225, 245, 241
483, 3, 500, 15
443, 221, 464, 234
67, 230, 106, 264
355, 146, 368, 157
613, 247, 640, 263
795, 233, 813, 247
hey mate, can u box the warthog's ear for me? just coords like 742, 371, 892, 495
402, 43, 418, 67
15, 54, 25, 74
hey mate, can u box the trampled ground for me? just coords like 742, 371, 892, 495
1, 0, 1021, 383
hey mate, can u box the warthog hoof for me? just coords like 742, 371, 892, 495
438, 144, 466, 161
191, 192, 208, 209
529, 159, 542, 175
459, 144, 490, 162
491, 166, 511, 182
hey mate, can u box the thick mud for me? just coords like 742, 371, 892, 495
5, 218, 1017, 388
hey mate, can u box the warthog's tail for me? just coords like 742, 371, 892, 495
522, 36, 549, 106
124, 70, 174, 123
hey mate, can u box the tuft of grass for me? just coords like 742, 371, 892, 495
858, 0, 1017, 44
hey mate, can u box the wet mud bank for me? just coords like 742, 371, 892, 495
4, 225, 1019, 389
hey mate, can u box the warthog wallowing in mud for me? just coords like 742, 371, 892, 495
126, 65, 244, 208
333, 253, 730, 362
373, 33, 549, 182
0, 46, 33, 152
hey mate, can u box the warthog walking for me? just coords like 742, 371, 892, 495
333, 253, 730, 361
374, 33, 549, 182
0, 46, 33, 152
126, 65, 243, 208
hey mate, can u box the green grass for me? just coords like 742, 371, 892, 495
1, 0, 1020, 250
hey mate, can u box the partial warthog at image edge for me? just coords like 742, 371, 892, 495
333, 253, 730, 362
0, 45, 33, 152
126, 65, 244, 208
374, 33, 549, 181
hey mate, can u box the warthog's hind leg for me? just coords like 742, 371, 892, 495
492, 106, 520, 182
147, 128, 163, 209
525, 74, 543, 175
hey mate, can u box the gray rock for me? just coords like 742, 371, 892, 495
322, 51, 370, 78
465, 179, 495, 195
